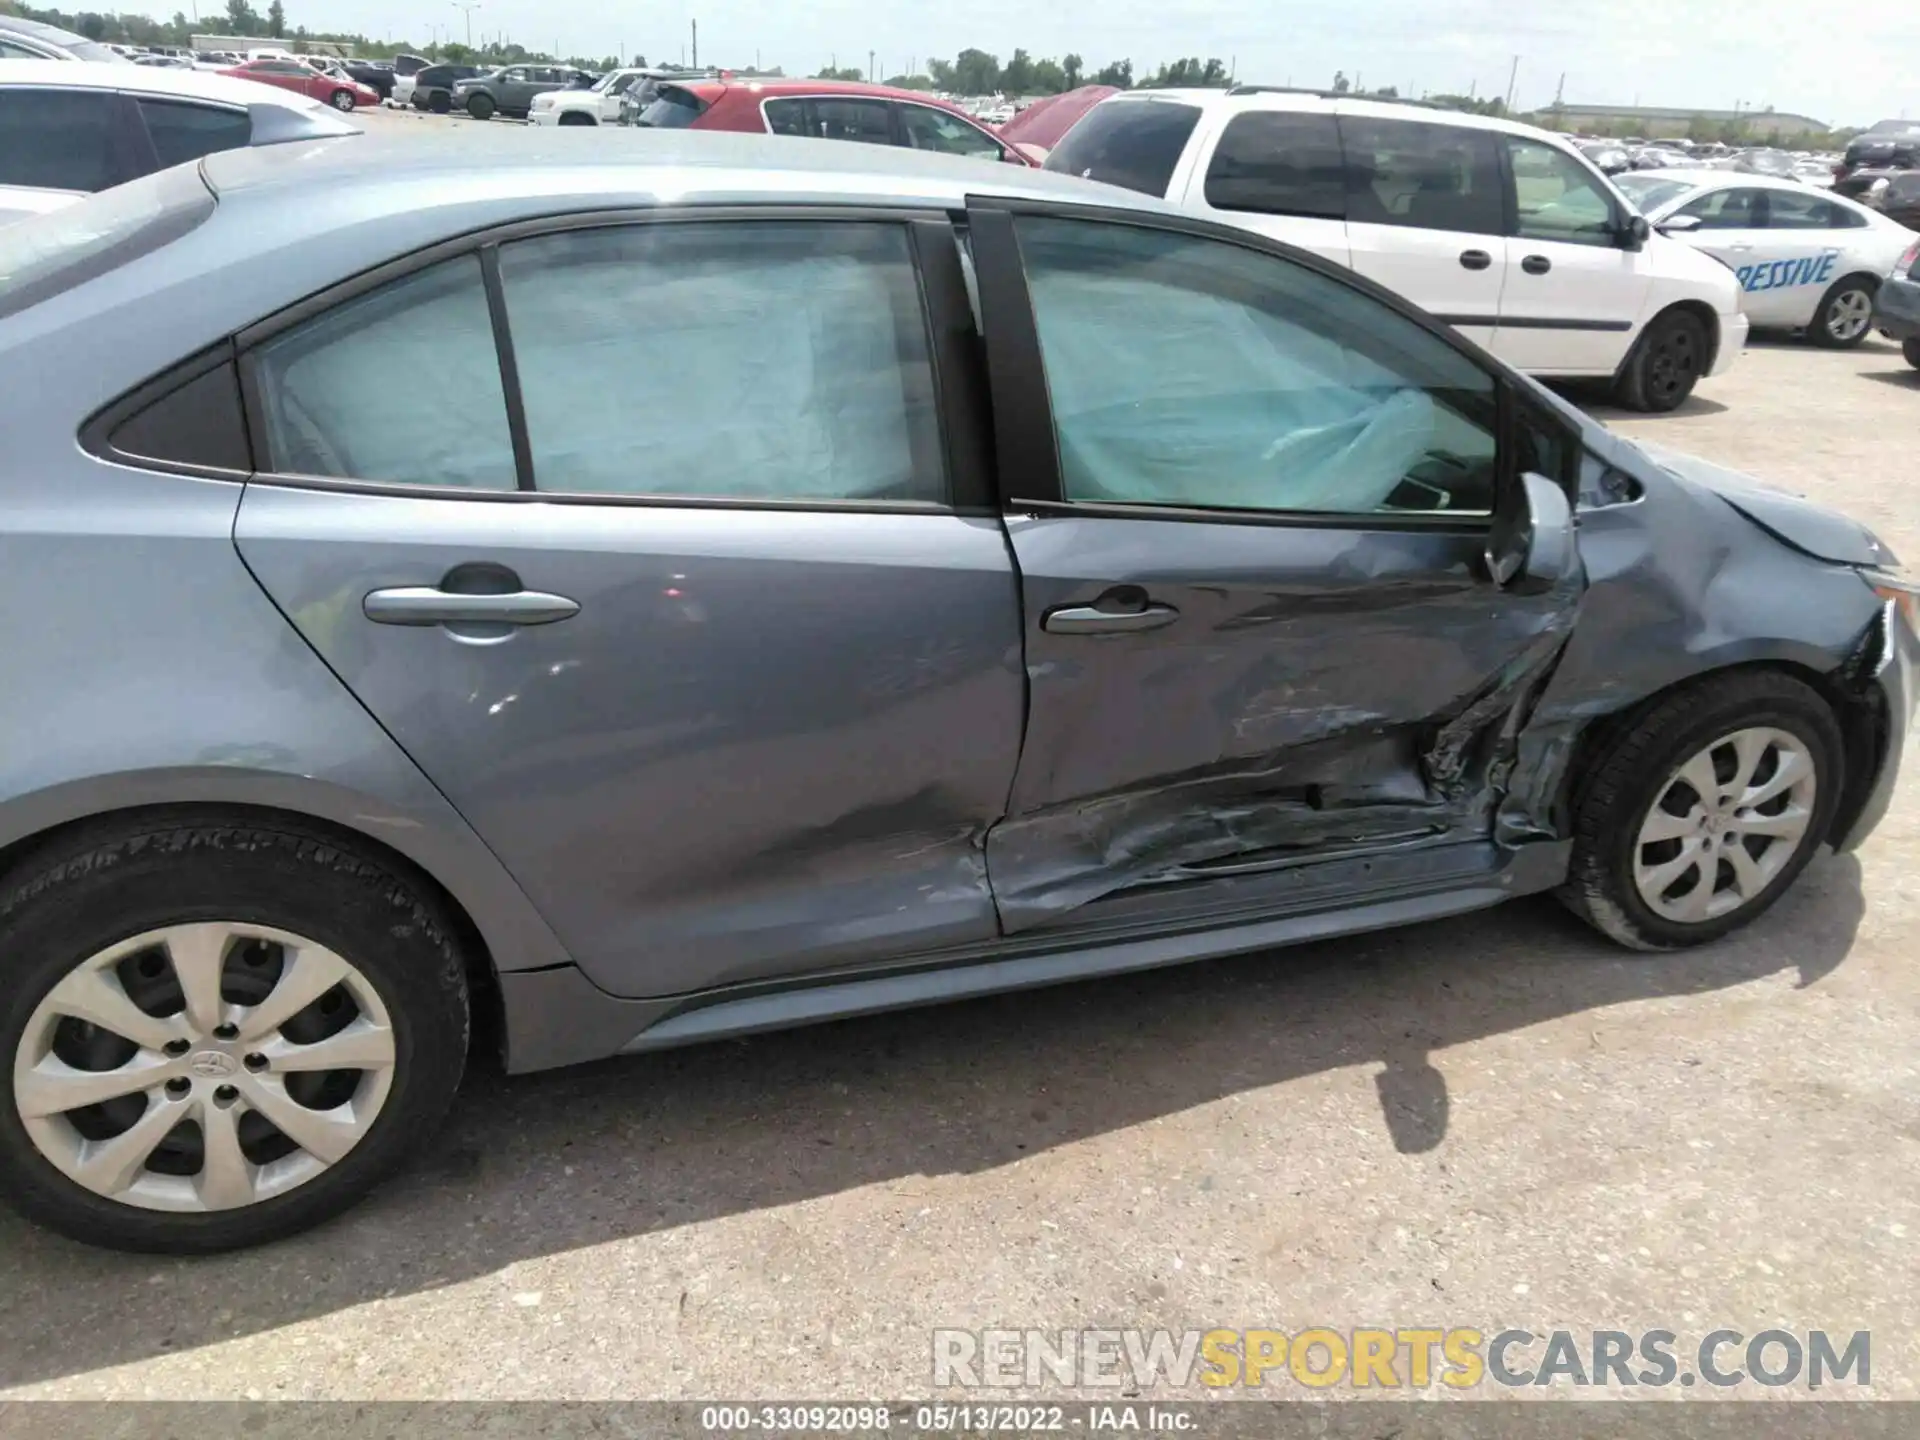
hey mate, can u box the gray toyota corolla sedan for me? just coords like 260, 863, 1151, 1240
0, 132, 1914, 1252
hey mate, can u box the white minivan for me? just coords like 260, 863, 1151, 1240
1045, 89, 1749, 411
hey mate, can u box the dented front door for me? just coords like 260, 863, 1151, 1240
966, 204, 1584, 933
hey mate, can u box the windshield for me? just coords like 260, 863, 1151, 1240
65, 38, 131, 62
1613, 174, 1697, 213
0, 165, 213, 323
637, 86, 710, 128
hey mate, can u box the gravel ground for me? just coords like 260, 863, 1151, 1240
1, 205, 1916, 1405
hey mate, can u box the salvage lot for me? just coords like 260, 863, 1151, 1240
2, 116, 1919, 1398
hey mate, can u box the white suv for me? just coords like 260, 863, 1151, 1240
1046, 89, 1749, 411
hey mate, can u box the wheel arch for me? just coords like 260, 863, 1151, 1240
1549, 655, 1886, 848
0, 779, 571, 1062
1620, 298, 1722, 383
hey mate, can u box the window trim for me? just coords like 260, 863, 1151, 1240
962, 192, 1550, 533
79, 340, 255, 480
229, 204, 975, 513
1499, 133, 1630, 247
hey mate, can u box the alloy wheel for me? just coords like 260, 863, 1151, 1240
1631, 726, 1818, 925
1825, 289, 1873, 343
11, 923, 395, 1213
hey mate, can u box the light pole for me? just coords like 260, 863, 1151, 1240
451, 3, 481, 49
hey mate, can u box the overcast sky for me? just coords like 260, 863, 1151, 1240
255, 0, 1915, 126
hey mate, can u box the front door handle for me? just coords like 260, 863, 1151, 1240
1521, 254, 1553, 275
363, 586, 580, 626
1459, 248, 1493, 271
1043, 599, 1180, 635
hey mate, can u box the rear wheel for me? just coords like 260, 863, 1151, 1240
429, 90, 451, 114
1560, 671, 1842, 951
467, 93, 495, 121
329, 88, 356, 112
1808, 277, 1876, 349
1615, 310, 1706, 412
1903, 337, 1920, 370
0, 817, 469, 1252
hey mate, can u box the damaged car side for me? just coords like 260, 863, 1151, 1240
0, 134, 1913, 1252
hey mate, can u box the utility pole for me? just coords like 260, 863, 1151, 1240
1504, 54, 1520, 113
868, 49, 875, 82
691, 19, 698, 68
450, 2, 480, 49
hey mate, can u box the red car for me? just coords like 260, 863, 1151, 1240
633, 77, 1035, 166
220, 57, 380, 113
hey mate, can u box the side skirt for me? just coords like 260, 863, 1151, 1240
496, 840, 1571, 1074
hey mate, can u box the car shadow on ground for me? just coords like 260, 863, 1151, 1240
0, 853, 1866, 1387
1860, 367, 1920, 389
1551, 383, 1731, 420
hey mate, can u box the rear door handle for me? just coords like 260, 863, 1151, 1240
1043, 601, 1180, 635
1521, 254, 1553, 275
1459, 248, 1493, 271
363, 587, 581, 626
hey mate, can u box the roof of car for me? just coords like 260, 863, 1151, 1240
1630, 168, 1826, 193
0, 57, 333, 108
0, 14, 92, 40
1092, 85, 1592, 146
673, 76, 981, 107
197, 126, 1146, 210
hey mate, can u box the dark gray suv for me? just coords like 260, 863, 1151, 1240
452, 62, 592, 120
0, 132, 1912, 1254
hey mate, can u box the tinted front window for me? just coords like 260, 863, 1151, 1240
1677, 187, 1764, 229
1203, 111, 1345, 219
1506, 137, 1619, 246
252, 255, 517, 490
807, 98, 893, 145
497, 222, 943, 502
0, 89, 119, 192
638, 86, 708, 128
1045, 99, 1201, 198
1343, 118, 1504, 236
137, 99, 252, 169
1016, 217, 1499, 515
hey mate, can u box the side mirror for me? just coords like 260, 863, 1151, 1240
1656, 213, 1703, 235
1486, 473, 1578, 591
1620, 213, 1653, 250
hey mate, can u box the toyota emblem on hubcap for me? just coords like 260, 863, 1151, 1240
189, 1050, 238, 1079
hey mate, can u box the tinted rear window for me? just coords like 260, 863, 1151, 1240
1203, 111, 1345, 219
638, 85, 710, 128
1044, 100, 1201, 197
0, 165, 213, 323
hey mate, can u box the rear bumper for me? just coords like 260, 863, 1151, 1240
1872, 274, 1920, 340
1709, 311, 1749, 377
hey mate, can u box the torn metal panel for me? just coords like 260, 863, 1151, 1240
988, 512, 1583, 933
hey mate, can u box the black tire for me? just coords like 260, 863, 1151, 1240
0, 815, 469, 1253
1903, 337, 1920, 370
429, 90, 451, 115
1559, 671, 1843, 952
1807, 276, 1877, 350
329, 88, 356, 113
467, 93, 495, 121
1614, 309, 1708, 413
558, 112, 596, 126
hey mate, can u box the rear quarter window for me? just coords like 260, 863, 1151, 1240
1044, 100, 1202, 198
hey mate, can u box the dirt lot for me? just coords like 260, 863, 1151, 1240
1, 211, 1916, 1401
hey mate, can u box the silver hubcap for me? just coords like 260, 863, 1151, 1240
1632, 727, 1818, 925
11, 924, 394, 1212
1827, 289, 1872, 341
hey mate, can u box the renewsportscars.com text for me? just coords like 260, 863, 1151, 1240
932, 1327, 1870, 1391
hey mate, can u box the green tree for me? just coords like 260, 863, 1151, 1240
927, 57, 956, 89
441, 41, 471, 63
1091, 59, 1132, 88
1000, 47, 1034, 94
1331, 69, 1351, 94
952, 47, 1001, 95
1031, 58, 1067, 93
815, 64, 864, 81
266, 0, 284, 38
77, 11, 106, 39
1062, 53, 1083, 88
884, 73, 934, 91
223, 0, 261, 36
1146, 57, 1230, 88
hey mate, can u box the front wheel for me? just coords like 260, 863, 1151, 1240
1614, 310, 1707, 413
1559, 671, 1842, 951
466, 93, 495, 121
1902, 336, 1920, 370
329, 88, 356, 112
0, 817, 470, 1252
1808, 278, 1876, 349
